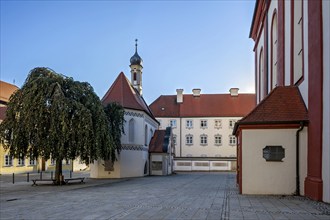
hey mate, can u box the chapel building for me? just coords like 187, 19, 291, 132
90, 41, 159, 178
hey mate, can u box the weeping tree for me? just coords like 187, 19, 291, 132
0, 67, 124, 184
103, 102, 125, 161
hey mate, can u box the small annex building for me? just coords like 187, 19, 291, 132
233, 86, 308, 195
149, 127, 174, 176
90, 41, 159, 178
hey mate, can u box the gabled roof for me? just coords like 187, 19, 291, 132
0, 80, 19, 104
149, 127, 172, 153
233, 86, 308, 134
149, 93, 256, 118
102, 72, 156, 120
149, 130, 166, 153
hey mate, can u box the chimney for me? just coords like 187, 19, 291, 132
192, 88, 201, 97
176, 89, 183, 103
229, 88, 239, 97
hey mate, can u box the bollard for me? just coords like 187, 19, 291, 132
27, 173, 29, 182
12, 173, 15, 184
70, 171, 72, 178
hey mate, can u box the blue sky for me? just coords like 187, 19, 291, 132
1, 0, 256, 104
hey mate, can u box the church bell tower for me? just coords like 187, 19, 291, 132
130, 39, 143, 96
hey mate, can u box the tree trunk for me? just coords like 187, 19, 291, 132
55, 158, 64, 185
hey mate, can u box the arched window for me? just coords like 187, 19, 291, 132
144, 125, 148, 146
271, 12, 278, 89
292, 0, 304, 84
259, 48, 265, 101
129, 119, 135, 143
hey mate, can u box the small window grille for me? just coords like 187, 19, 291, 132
263, 146, 285, 162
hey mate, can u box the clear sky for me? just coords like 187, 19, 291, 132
1, 0, 256, 104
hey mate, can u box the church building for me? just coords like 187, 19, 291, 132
90, 41, 159, 178
234, 0, 329, 202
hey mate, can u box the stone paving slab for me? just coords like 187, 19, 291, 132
0, 172, 329, 219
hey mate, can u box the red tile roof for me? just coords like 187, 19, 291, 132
149, 93, 256, 118
149, 130, 166, 153
0, 80, 19, 104
233, 86, 308, 133
102, 72, 156, 120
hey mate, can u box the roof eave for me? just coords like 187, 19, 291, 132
233, 120, 309, 135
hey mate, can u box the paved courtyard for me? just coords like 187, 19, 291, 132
0, 172, 329, 219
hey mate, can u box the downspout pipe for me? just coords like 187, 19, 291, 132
295, 122, 305, 196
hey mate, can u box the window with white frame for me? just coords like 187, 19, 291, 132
229, 120, 236, 128
215, 135, 222, 146
170, 119, 177, 128
4, 155, 13, 166
214, 119, 222, 128
200, 120, 207, 128
200, 134, 208, 146
186, 120, 193, 129
229, 135, 237, 146
29, 154, 36, 166
186, 134, 193, 145
18, 154, 25, 166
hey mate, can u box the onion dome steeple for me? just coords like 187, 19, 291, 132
130, 39, 143, 66
130, 39, 143, 96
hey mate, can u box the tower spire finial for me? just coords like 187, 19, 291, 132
135, 39, 138, 52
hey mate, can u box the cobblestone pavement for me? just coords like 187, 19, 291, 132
0, 172, 329, 219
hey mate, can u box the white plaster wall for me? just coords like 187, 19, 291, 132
90, 158, 121, 178
120, 150, 148, 177
242, 128, 307, 195
322, 0, 330, 203
284, 0, 291, 85
158, 117, 239, 158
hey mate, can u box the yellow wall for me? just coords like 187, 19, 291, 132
0, 145, 73, 174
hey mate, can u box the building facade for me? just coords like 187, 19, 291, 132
234, 0, 329, 202
90, 41, 159, 178
149, 88, 255, 171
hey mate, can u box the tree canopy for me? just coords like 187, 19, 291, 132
0, 67, 124, 182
